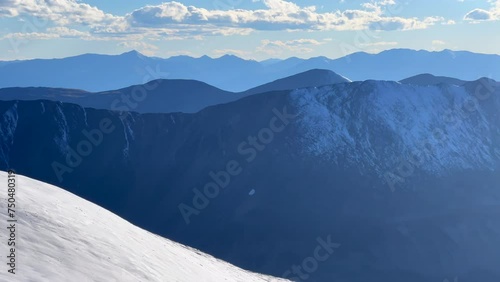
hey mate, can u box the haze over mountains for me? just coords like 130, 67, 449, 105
1, 49, 499, 92
1, 78, 499, 281
0, 69, 350, 113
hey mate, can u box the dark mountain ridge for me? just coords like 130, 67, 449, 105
0, 69, 348, 113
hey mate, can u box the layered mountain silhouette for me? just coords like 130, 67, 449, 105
1, 78, 499, 281
1, 49, 499, 92
0, 69, 349, 113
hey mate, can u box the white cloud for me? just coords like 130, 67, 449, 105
257, 38, 324, 56
0, 0, 120, 26
465, 9, 494, 20
431, 40, 447, 51
0, 27, 92, 41
360, 41, 399, 47
0, 0, 453, 53
464, 0, 500, 21
46, 27, 90, 38
126, 0, 448, 32
1, 32, 59, 40
212, 49, 252, 57
432, 40, 446, 45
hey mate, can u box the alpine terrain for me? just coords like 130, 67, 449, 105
0, 77, 499, 281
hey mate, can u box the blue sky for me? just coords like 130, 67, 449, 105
0, 0, 499, 60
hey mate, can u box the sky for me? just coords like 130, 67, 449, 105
0, 0, 499, 60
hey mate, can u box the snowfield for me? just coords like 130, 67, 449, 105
0, 171, 288, 282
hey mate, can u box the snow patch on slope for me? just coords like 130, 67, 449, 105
0, 103, 18, 166
120, 115, 136, 158
80, 105, 88, 127
289, 81, 500, 176
54, 103, 70, 154
0, 171, 288, 282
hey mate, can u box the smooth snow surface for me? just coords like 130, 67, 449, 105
0, 171, 288, 282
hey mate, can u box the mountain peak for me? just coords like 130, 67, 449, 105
242, 68, 350, 96
290, 68, 351, 83
120, 50, 144, 57
218, 54, 247, 62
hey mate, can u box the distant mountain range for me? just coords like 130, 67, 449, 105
1, 78, 499, 281
1, 49, 499, 92
0, 69, 350, 113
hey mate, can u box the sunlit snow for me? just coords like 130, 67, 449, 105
0, 171, 288, 282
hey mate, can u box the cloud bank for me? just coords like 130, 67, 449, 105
0, 0, 451, 40
464, 0, 500, 21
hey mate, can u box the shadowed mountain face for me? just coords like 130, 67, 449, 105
1, 49, 500, 92
0, 69, 350, 114
0, 80, 236, 114
1, 79, 500, 282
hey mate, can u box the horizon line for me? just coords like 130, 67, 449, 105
2, 48, 500, 63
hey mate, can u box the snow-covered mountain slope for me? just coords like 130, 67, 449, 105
0, 171, 287, 282
1, 79, 499, 281
290, 79, 500, 175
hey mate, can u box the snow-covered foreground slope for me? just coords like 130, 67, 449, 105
0, 171, 288, 282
